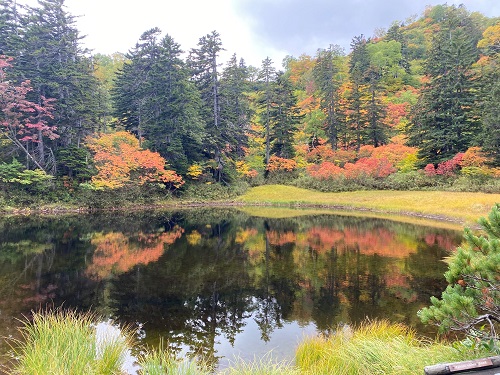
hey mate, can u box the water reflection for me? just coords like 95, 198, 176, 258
0, 209, 462, 369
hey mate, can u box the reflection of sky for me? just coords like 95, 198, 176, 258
214, 316, 317, 370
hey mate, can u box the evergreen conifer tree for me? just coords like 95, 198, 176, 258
409, 5, 481, 165
419, 204, 500, 350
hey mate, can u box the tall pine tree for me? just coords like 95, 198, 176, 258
19, 0, 100, 149
188, 31, 229, 182
113, 29, 205, 173
347, 35, 370, 151
409, 5, 481, 165
269, 72, 302, 159
219, 54, 251, 158
313, 45, 345, 150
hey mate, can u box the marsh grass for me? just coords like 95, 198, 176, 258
221, 354, 299, 375
238, 185, 500, 224
10, 310, 132, 375
138, 345, 210, 375
295, 321, 492, 375
8, 311, 494, 375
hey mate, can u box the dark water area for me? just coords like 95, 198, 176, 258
0, 208, 463, 369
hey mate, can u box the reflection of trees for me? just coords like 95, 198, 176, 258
107, 220, 253, 369
0, 210, 464, 368
85, 227, 184, 280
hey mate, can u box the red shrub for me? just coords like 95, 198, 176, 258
344, 157, 396, 179
307, 162, 343, 179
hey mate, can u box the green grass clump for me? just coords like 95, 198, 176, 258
138, 346, 210, 375
221, 354, 299, 375
10, 310, 132, 375
295, 320, 492, 375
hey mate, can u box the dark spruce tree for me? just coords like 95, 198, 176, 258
477, 25, 500, 166
408, 5, 481, 165
258, 57, 276, 167
0, 0, 22, 57
347, 35, 370, 151
268, 72, 302, 159
188, 31, 229, 182
19, 0, 100, 149
219, 54, 251, 158
112, 29, 205, 173
365, 62, 387, 147
313, 45, 345, 150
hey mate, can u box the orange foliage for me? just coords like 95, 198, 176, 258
385, 102, 409, 128
370, 143, 418, 165
86, 131, 184, 189
266, 155, 297, 172
306, 161, 343, 179
343, 157, 396, 178
266, 230, 297, 246
304, 227, 345, 253
358, 145, 375, 158
86, 226, 184, 280
460, 147, 489, 168
306, 143, 336, 163
292, 226, 417, 258
297, 95, 320, 112
287, 54, 316, 90
306, 143, 356, 165
236, 228, 259, 244
236, 161, 259, 178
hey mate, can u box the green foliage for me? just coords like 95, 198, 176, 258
56, 146, 94, 181
78, 183, 173, 210
0, 158, 23, 182
418, 204, 500, 351
0, 159, 53, 193
181, 180, 249, 201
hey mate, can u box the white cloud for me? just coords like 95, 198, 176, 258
16, 0, 499, 70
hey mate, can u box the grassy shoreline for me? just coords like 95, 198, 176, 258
237, 185, 500, 226
8, 311, 494, 375
3, 185, 500, 228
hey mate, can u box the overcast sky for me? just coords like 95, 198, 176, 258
18, 0, 500, 68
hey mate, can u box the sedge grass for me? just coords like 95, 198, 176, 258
295, 320, 492, 375
10, 310, 132, 375
238, 185, 500, 225
8, 311, 495, 375
221, 353, 299, 375
138, 345, 210, 375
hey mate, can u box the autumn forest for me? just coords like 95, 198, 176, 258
0, 0, 499, 204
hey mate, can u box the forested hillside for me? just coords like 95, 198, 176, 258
0, 0, 499, 203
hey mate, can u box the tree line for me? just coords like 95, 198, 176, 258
0, 0, 499, 192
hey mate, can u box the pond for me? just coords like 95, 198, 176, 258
0, 208, 463, 370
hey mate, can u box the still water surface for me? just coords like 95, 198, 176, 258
0, 208, 463, 369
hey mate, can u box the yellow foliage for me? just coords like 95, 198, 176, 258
477, 24, 500, 50
187, 164, 203, 180
186, 230, 202, 246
